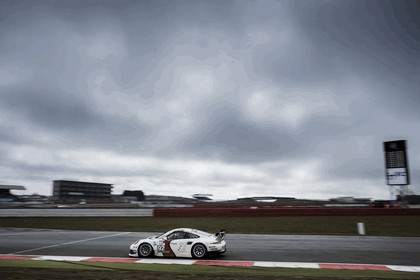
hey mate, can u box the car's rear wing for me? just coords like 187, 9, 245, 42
215, 229, 228, 241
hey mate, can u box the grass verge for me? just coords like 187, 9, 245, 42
1, 216, 420, 236
0, 259, 419, 280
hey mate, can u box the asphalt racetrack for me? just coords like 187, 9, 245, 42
1, 228, 419, 266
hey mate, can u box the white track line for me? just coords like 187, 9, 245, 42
12, 244, 61, 254
10, 232, 131, 254
254, 261, 320, 269
138, 259, 195, 265
61, 232, 131, 245
34, 256, 90, 262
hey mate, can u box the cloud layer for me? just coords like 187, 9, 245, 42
1, 0, 419, 199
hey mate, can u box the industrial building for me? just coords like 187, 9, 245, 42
52, 180, 113, 203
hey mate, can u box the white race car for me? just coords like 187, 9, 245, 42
129, 228, 227, 259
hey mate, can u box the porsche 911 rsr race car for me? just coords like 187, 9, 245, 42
129, 228, 227, 259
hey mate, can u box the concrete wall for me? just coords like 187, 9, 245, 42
153, 207, 420, 217
0, 208, 153, 217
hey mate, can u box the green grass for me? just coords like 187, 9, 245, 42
1, 216, 420, 236
1, 259, 419, 280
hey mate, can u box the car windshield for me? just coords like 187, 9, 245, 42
154, 232, 165, 238
156, 229, 178, 238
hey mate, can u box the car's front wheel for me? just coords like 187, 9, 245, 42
191, 243, 207, 259
138, 243, 154, 257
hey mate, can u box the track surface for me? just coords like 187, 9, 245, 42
1, 228, 419, 266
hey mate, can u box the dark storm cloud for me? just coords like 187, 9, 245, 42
184, 103, 298, 162
1, 84, 97, 130
289, 0, 420, 73
0, 0, 154, 149
0, 81, 150, 153
0, 124, 24, 145
248, 0, 420, 123
284, 0, 420, 111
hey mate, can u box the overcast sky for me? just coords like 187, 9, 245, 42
1, 0, 419, 200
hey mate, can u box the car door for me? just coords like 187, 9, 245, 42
172, 232, 200, 257
167, 231, 188, 257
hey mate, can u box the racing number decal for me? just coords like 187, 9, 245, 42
177, 243, 184, 252
157, 240, 164, 253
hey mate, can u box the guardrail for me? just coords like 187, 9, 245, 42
153, 207, 420, 217
0, 209, 153, 217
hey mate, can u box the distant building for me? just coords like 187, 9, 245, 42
52, 180, 113, 203
329, 197, 371, 204
193, 194, 213, 201
397, 195, 420, 205
122, 190, 145, 201
0, 185, 25, 202
133, 195, 196, 208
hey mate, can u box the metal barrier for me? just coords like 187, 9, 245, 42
0, 208, 153, 217
153, 207, 420, 217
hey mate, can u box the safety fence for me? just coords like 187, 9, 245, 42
153, 207, 420, 217
0, 208, 153, 217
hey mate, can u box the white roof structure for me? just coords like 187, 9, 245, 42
0, 185, 26, 190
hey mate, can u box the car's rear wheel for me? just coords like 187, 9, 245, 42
191, 243, 207, 259
138, 243, 154, 257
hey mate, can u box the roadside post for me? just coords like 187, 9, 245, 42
357, 222, 365, 235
